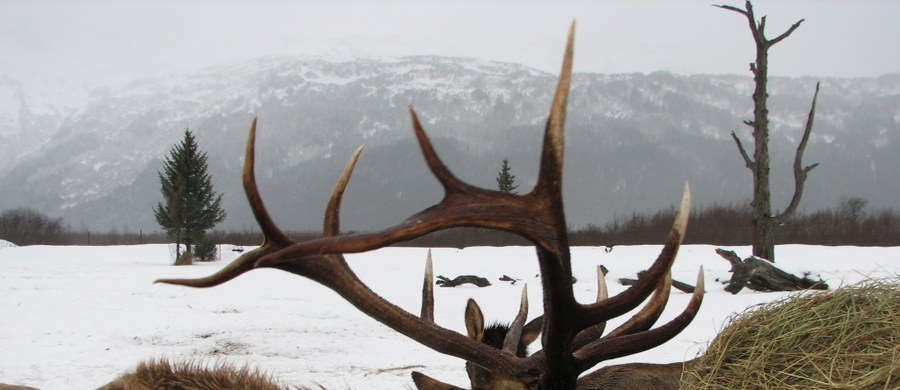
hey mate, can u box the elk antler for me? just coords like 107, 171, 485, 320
158, 22, 704, 389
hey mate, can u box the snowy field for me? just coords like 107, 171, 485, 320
1, 243, 897, 389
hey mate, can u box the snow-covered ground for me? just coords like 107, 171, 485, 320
1, 244, 896, 389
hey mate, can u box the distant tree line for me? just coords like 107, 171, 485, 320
568, 197, 899, 247
2, 197, 897, 248
0, 208, 67, 246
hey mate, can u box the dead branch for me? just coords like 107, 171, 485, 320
715, 248, 828, 294
619, 271, 697, 294
436, 275, 491, 288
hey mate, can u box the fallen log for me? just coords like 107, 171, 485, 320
619, 270, 697, 294
436, 275, 491, 288
715, 248, 829, 294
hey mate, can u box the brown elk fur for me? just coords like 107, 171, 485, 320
97, 358, 293, 390
0, 384, 40, 390
578, 361, 693, 390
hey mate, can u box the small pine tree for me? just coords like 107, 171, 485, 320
153, 129, 226, 265
496, 158, 519, 194
193, 237, 218, 262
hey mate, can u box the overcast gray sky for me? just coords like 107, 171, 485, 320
2, 0, 898, 90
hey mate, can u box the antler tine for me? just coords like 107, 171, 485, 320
597, 265, 609, 301
244, 118, 294, 246
411, 371, 465, 390
573, 267, 705, 373
408, 108, 470, 192
577, 183, 690, 328
155, 118, 297, 287
603, 270, 672, 339
570, 266, 610, 349
324, 145, 365, 237
535, 20, 575, 197
421, 249, 434, 322
502, 285, 529, 355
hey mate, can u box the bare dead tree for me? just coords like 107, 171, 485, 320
156, 24, 704, 389
716, 1, 821, 262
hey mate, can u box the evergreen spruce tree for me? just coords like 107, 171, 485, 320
153, 129, 226, 265
496, 158, 519, 194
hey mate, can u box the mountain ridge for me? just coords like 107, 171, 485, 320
1, 56, 897, 233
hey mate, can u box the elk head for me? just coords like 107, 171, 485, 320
462, 295, 542, 389
156, 22, 704, 389
444, 261, 701, 390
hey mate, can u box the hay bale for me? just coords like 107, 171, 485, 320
682, 278, 899, 390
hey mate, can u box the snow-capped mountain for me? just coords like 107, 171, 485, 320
1, 56, 898, 233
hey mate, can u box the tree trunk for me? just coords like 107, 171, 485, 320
174, 251, 193, 266
752, 211, 776, 261
748, 5, 776, 262
174, 242, 193, 266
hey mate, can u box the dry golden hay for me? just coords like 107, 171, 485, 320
682, 277, 900, 390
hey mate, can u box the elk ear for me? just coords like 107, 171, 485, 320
465, 299, 485, 342
521, 316, 543, 346
411, 371, 464, 390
